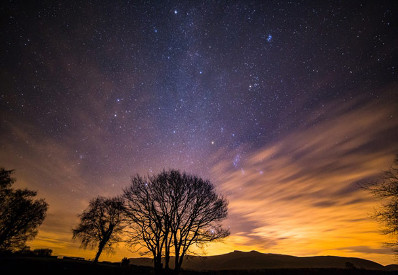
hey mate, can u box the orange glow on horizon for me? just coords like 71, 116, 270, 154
20, 97, 398, 266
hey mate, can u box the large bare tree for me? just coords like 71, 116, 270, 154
72, 196, 125, 263
123, 174, 170, 273
123, 170, 229, 274
0, 168, 48, 251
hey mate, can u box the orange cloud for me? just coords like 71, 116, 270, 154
2, 95, 397, 265
206, 98, 398, 265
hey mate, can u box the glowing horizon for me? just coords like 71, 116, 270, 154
1, 0, 397, 267
22, 98, 398, 265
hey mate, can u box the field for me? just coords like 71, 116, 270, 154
1, 256, 397, 275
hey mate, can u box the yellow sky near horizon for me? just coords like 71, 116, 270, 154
1, 0, 398, 268
23, 98, 398, 266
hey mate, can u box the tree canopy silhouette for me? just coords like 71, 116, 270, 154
72, 196, 125, 263
366, 155, 398, 251
124, 170, 229, 274
0, 168, 48, 251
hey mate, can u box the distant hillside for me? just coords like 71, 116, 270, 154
129, 250, 385, 271
385, 264, 398, 271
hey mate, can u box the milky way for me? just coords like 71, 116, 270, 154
0, 1, 397, 264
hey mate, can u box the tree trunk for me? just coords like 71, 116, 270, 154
94, 228, 112, 263
164, 232, 170, 270
151, 249, 162, 275
174, 252, 179, 274
94, 242, 105, 263
154, 262, 163, 275
164, 246, 170, 270
174, 248, 181, 274
174, 263, 181, 275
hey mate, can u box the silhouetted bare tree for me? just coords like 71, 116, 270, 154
124, 170, 229, 274
366, 155, 398, 251
166, 170, 229, 274
123, 174, 167, 273
72, 196, 125, 263
0, 168, 48, 251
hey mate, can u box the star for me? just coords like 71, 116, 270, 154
1, 0, 397, 264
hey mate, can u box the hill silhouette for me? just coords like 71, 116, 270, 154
129, 250, 385, 271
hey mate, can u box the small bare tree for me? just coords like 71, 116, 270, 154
124, 170, 229, 274
366, 155, 398, 251
72, 196, 124, 263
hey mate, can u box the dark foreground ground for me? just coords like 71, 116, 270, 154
1, 256, 398, 275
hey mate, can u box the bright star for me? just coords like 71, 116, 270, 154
267, 34, 272, 42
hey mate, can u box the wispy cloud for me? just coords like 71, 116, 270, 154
207, 98, 398, 264
1, 94, 397, 264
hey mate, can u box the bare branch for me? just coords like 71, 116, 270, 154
123, 169, 229, 274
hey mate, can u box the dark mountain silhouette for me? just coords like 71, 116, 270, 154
385, 264, 398, 271
129, 250, 386, 271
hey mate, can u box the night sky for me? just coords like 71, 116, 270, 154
1, 1, 398, 264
